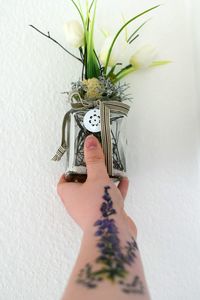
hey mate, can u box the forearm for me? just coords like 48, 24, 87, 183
63, 231, 150, 299
62, 189, 150, 300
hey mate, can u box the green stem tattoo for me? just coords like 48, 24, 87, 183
77, 186, 145, 294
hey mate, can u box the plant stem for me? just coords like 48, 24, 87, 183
114, 64, 132, 78
113, 66, 136, 83
106, 63, 122, 79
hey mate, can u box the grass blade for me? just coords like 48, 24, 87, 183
129, 34, 139, 44
89, 0, 95, 12
86, 0, 100, 78
127, 19, 150, 44
70, 0, 85, 25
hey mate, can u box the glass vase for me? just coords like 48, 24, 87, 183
65, 107, 128, 182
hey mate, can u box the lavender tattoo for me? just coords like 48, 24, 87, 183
77, 185, 144, 294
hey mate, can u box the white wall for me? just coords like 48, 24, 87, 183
189, 0, 200, 96
0, 1, 200, 299
187, 0, 200, 172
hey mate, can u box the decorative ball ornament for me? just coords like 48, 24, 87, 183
83, 108, 101, 133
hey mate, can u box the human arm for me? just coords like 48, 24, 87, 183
57, 134, 151, 300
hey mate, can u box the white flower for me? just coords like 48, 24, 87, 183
64, 20, 84, 48
99, 36, 128, 67
130, 45, 158, 69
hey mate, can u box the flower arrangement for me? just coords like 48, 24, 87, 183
30, 0, 169, 182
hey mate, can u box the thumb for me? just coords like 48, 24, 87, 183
84, 134, 109, 181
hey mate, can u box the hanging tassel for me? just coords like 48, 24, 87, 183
51, 143, 67, 161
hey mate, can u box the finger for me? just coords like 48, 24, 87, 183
57, 173, 74, 184
84, 134, 110, 181
118, 177, 129, 200
57, 173, 82, 200
57, 174, 70, 197
58, 174, 67, 184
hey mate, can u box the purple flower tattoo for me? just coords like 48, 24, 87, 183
77, 185, 144, 294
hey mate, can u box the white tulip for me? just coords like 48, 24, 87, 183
130, 45, 158, 69
64, 20, 84, 48
99, 36, 128, 67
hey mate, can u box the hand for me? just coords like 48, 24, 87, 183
57, 134, 137, 237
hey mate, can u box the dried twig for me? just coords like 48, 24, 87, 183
29, 25, 83, 63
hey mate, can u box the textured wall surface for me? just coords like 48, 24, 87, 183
0, 0, 200, 299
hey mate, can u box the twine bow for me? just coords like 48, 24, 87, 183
52, 92, 130, 176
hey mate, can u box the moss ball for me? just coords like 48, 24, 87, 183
82, 78, 103, 100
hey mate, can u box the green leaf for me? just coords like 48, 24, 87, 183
128, 33, 139, 44
128, 19, 150, 44
113, 65, 136, 83
104, 5, 160, 74
89, 0, 95, 12
86, 0, 100, 78
150, 60, 172, 67
106, 63, 122, 79
114, 64, 132, 77
70, 0, 85, 25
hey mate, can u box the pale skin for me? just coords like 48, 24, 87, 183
57, 134, 151, 300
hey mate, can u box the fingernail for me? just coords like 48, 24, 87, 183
85, 134, 98, 149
